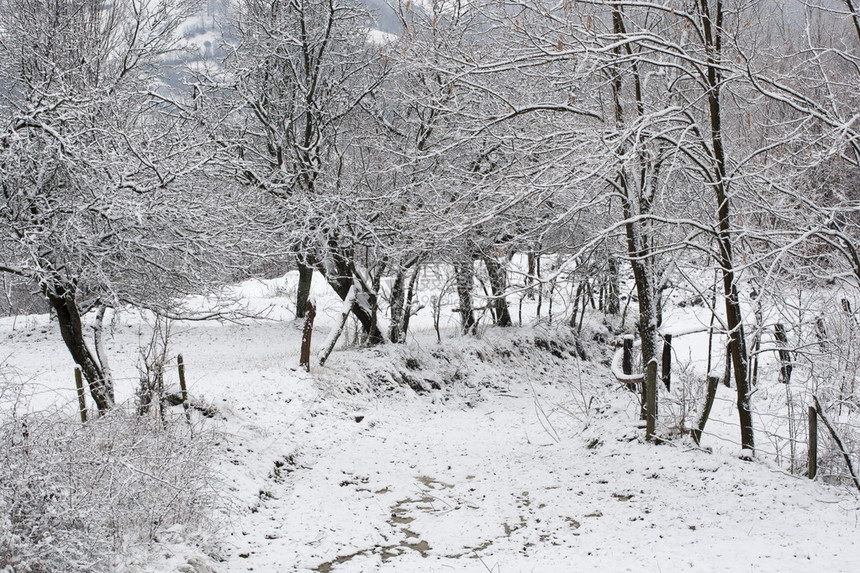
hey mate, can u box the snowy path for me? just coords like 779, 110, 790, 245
218, 371, 860, 573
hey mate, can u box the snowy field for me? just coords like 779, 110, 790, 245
2, 271, 859, 572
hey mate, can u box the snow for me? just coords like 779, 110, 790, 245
366, 28, 398, 46
610, 345, 644, 383
2, 270, 859, 572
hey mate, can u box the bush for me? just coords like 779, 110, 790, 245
0, 377, 220, 572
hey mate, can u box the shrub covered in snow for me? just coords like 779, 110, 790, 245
0, 376, 220, 572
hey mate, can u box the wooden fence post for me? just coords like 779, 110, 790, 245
774, 323, 793, 385
808, 406, 817, 480
622, 335, 645, 420
299, 299, 316, 371
661, 334, 672, 392
74, 367, 87, 423
646, 359, 658, 441
622, 335, 633, 375
177, 354, 191, 426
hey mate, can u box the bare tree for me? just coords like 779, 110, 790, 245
225, 0, 387, 342
0, 0, 227, 411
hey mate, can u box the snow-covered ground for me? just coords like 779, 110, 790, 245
2, 271, 859, 572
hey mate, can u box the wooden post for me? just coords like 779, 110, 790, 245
645, 359, 658, 441
299, 299, 316, 371
622, 335, 633, 375
177, 354, 191, 425
808, 406, 818, 480
661, 334, 672, 392
74, 367, 87, 423
622, 335, 642, 414
774, 323, 792, 385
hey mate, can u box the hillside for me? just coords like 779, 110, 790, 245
2, 273, 859, 572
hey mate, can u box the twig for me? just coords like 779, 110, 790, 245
813, 395, 860, 493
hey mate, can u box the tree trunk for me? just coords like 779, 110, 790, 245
400, 265, 421, 340
454, 256, 477, 335
697, 0, 755, 453
526, 250, 536, 299
299, 300, 316, 371
723, 341, 732, 388
318, 286, 355, 366
774, 323, 793, 385
311, 245, 384, 344
606, 256, 620, 315
611, 6, 659, 425
719, 118, 755, 455
43, 281, 113, 413
483, 254, 512, 327
327, 274, 384, 345
661, 334, 672, 392
295, 257, 314, 319
692, 374, 722, 446
389, 268, 406, 343
92, 303, 112, 388
570, 281, 584, 328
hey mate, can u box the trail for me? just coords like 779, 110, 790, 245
215, 343, 860, 573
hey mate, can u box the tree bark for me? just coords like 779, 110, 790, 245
300, 300, 316, 371
611, 6, 659, 424
661, 334, 672, 392
606, 256, 620, 315
389, 267, 406, 343
92, 303, 112, 389
774, 323, 793, 384
692, 374, 722, 446
295, 257, 314, 319
526, 250, 536, 300
454, 256, 477, 335
483, 254, 512, 327
311, 244, 384, 345
400, 265, 421, 340
43, 280, 113, 413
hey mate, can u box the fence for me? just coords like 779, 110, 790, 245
611, 324, 860, 492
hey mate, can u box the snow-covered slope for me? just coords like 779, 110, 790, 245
2, 272, 858, 572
